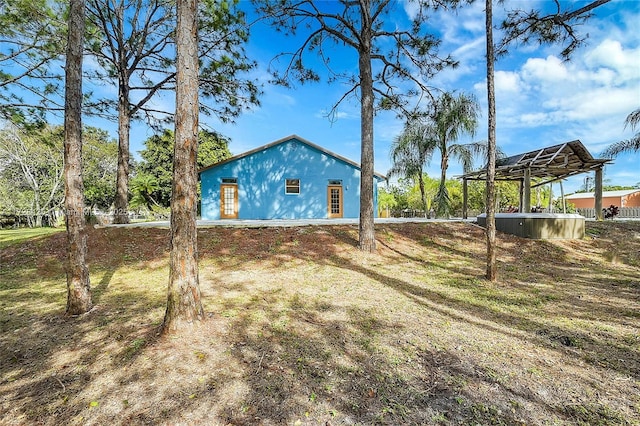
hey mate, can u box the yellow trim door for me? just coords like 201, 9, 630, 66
220, 184, 238, 219
327, 185, 343, 218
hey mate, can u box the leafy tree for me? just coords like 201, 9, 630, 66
137, 128, 231, 207
386, 179, 413, 213
430, 92, 483, 218
464, 180, 519, 214
377, 186, 397, 217
381, 176, 471, 217
602, 108, 640, 157
498, 0, 612, 60
85, 0, 259, 223
555, 198, 576, 213
0, 0, 67, 123
83, 128, 117, 210
0, 124, 64, 226
446, 178, 463, 214
388, 123, 436, 216
163, 0, 204, 333
0, 124, 117, 223
254, 0, 459, 252
465, 180, 486, 213
63, 0, 92, 315
130, 173, 160, 210
402, 174, 440, 214
603, 184, 637, 191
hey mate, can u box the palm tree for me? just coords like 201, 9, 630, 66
388, 121, 436, 216
431, 92, 483, 218
130, 173, 160, 210
602, 108, 640, 157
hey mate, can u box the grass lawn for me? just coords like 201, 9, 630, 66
0, 221, 638, 425
0, 227, 64, 249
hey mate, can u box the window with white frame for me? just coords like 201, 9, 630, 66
285, 178, 300, 194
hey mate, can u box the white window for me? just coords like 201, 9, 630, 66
285, 178, 300, 194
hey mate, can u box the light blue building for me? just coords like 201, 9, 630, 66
199, 135, 386, 220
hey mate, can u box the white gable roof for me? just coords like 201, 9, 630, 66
565, 189, 640, 199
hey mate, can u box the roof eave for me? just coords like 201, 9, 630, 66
198, 134, 387, 180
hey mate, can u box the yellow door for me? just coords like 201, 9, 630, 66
327, 185, 343, 218
220, 184, 238, 219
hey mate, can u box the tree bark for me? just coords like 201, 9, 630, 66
34, 189, 42, 227
485, 0, 498, 281
462, 178, 468, 219
595, 167, 603, 220
440, 154, 448, 187
418, 173, 427, 217
64, 0, 92, 314
162, 0, 204, 333
562, 0, 611, 21
113, 77, 131, 224
358, 8, 376, 253
437, 151, 449, 217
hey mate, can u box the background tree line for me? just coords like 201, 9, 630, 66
0, 123, 230, 226
379, 176, 548, 218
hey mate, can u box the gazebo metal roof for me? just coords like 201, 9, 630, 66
460, 140, 612, 187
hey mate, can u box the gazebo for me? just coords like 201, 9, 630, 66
460, 140, 612, 220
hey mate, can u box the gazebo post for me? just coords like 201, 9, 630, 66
519, 178, 524, 212
595, 167, 604, 221
523, 168, 531, 213
462, 178, 468, 219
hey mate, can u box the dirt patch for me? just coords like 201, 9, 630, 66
1, 221, 638, 425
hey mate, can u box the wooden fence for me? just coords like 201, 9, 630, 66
577, 207, 640, 219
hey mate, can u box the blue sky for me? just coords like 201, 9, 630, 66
88, 0, 639, 195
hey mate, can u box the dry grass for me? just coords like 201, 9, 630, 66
0, 221, 638, 425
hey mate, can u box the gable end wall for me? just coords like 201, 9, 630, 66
200, 139, 379, 220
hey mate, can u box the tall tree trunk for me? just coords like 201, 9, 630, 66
440, 154, 448, 188
162, 0, 204, 333
358, 13, 376, 253
436, 151, 449, 218
113, 78, 130, 224
64, 0, 92, 314
418, 173, 427, 217
34, 190, 42, 227
485, 0, 498, 281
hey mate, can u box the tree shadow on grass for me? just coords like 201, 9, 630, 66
0, 227, 174, 424
91, 267, 116, 304
228, 223, 638, 423
209, 287, 532, 425
1, 222, 637, 425
357, 225, 640, 378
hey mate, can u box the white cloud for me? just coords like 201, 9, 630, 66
315, 109, 355, 120
521, 56, 570, 82
451, 36, 486, 63
544, 87, 636, 121
585, 39, 640, 81
494, 70, 522, 93
519, 112, 551, 127
486, 25, 639, 146
267, 91, 297, 107
402, 0, 420, 20
435, 1, 486, 47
